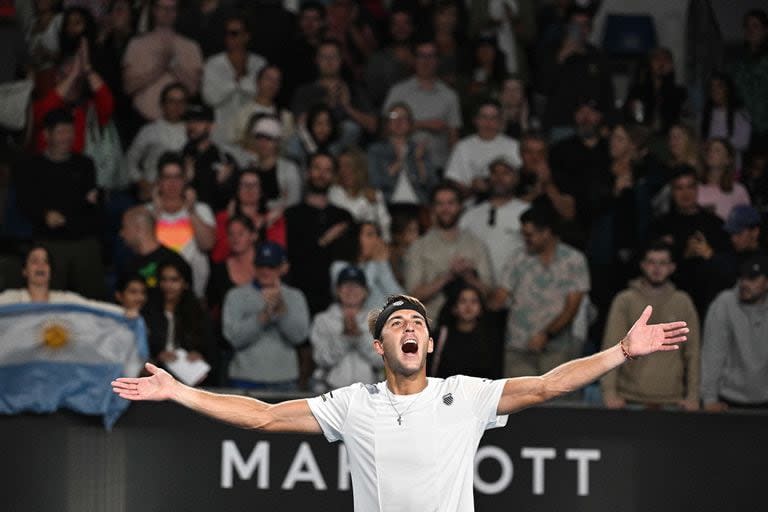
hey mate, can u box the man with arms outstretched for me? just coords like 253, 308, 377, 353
113, 295, 688, 512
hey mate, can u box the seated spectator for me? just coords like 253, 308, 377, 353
283, 104, 343, 169
701, 254, 768, 411
457, 36, 508, 128
601, 241, 700, 410
207, 214, 257, 317
310, 264, 384, 391
180, 102, 238, 211
16, 109, 105, 299
649, 166, 729, 316
176, 0, 232, 58
233, 114, 302, 210
285, 152, 355, 315
429, 283, 503, 379
404, 182, 494, 319
383, 40, 462, 170
119, 205, 193, 291
0, 245, 121, 314
32, 35, 113, 154
623, 47, 688, 135
330, 221, 403, 310
143, 259, 211, 385
124, 82, 188, 201
430, 1, 464, 86
26, 0, 63, 94
222, 241, 310, 390
234, 64, 294, 146
211, 169, 287, 264
706, 205, 766, 297
329, 148, 392, 241
499, 75, 533, 139
114, 272, 148, 318
536, 5, 613, 139
732, 9, 768, 147
122, 0, 202, 122
549, 97, 611, 244
388, 209, 422, 287
147, 152, 215, 298
368, 102, 437, 206
700, 72, 751, 168
201, 14, 266, 145
291, 39, 377, 147
364, 7, 415, 109
666, 123, 700, 170
743, 148, 768, 214
494, 206, 589, 378
281, 1, 325, 102
444, 100, 522, 201
459, 157, 528, 281
324, 0, 378, 81
698, 138, 751, 221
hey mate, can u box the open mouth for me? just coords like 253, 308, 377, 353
402, 339, 418, 354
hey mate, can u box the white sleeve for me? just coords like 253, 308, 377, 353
459, 376, 508, 430
193, 202, 216, 226
306, 384, 357, 442
443, 142, 468, 185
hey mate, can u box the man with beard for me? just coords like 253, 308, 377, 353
404, 182, 493, 319
459, 157, 529, 280
548, 98, 610, 242
285, 152, 355, 316
180, 102, 237, 211
701, 254, 768, 411
600, 241, 700, 410
495, 206, 590, 378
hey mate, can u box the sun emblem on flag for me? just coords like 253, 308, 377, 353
41, 320, 71, 349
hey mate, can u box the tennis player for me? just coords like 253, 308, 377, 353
112, 294, 688, 511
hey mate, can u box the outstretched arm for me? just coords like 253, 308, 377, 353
497, 305, 688, 415
112, 363, 322, 434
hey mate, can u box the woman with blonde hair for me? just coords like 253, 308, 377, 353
329, 147, 392, 241
667, 123, 700, 170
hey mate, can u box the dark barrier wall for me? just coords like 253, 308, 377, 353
3, 399, 766, 512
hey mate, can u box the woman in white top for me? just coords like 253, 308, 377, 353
698, 138, 751, 221
328, 147, 392, 241
700, 73, 752, 169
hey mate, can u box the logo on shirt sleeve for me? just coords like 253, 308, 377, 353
442, 393, 454, 406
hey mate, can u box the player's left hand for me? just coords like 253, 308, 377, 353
623, 305, 688, 358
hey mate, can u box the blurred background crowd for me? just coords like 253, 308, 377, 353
0, 0, 766, 412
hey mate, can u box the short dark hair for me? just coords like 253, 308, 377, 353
475, 99, 502, 116
257, 64, 280, 81
520, 206, 560, 233
43, 108, 74, 130
308, 150, 337, 172
116, 273, 147, 293
367, 294, 431, 338
430, 181, 462, 204
745, 9, 768, 28
21, 244, 52, 270
157, 152, 184, 176
642, 240, 675, 263
160, 82, 188, 105
317, 38, 342, 55
669, 164, 699, 184
227, 214, 256, 232
300, 1, 325, 16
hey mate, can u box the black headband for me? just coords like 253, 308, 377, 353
373, 299, 430, 340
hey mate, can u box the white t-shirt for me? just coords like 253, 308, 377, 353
444, 134, 522, 187
307, 375, 508, 512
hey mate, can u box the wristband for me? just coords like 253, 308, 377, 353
619, 338, 635, 360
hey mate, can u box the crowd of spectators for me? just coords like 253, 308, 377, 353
1, 0, 767, 412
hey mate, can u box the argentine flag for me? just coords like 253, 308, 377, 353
0, 303, 147, 428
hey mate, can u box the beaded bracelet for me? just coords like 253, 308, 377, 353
620, 338, 635, 360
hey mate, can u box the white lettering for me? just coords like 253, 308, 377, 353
565, 449, 601, 496
338, 444, 351, 491
520, 447, 556, 495
220, 440, 269, 489
281, 442, 327, 490
474, 446, 514, 495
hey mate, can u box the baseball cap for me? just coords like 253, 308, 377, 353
336, 265, 367, 288
184, 102, 214, 122
739, 254, 768, 279
254, 242, 287, 267
724, 205, 761, 234
250, 116, 282, 139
